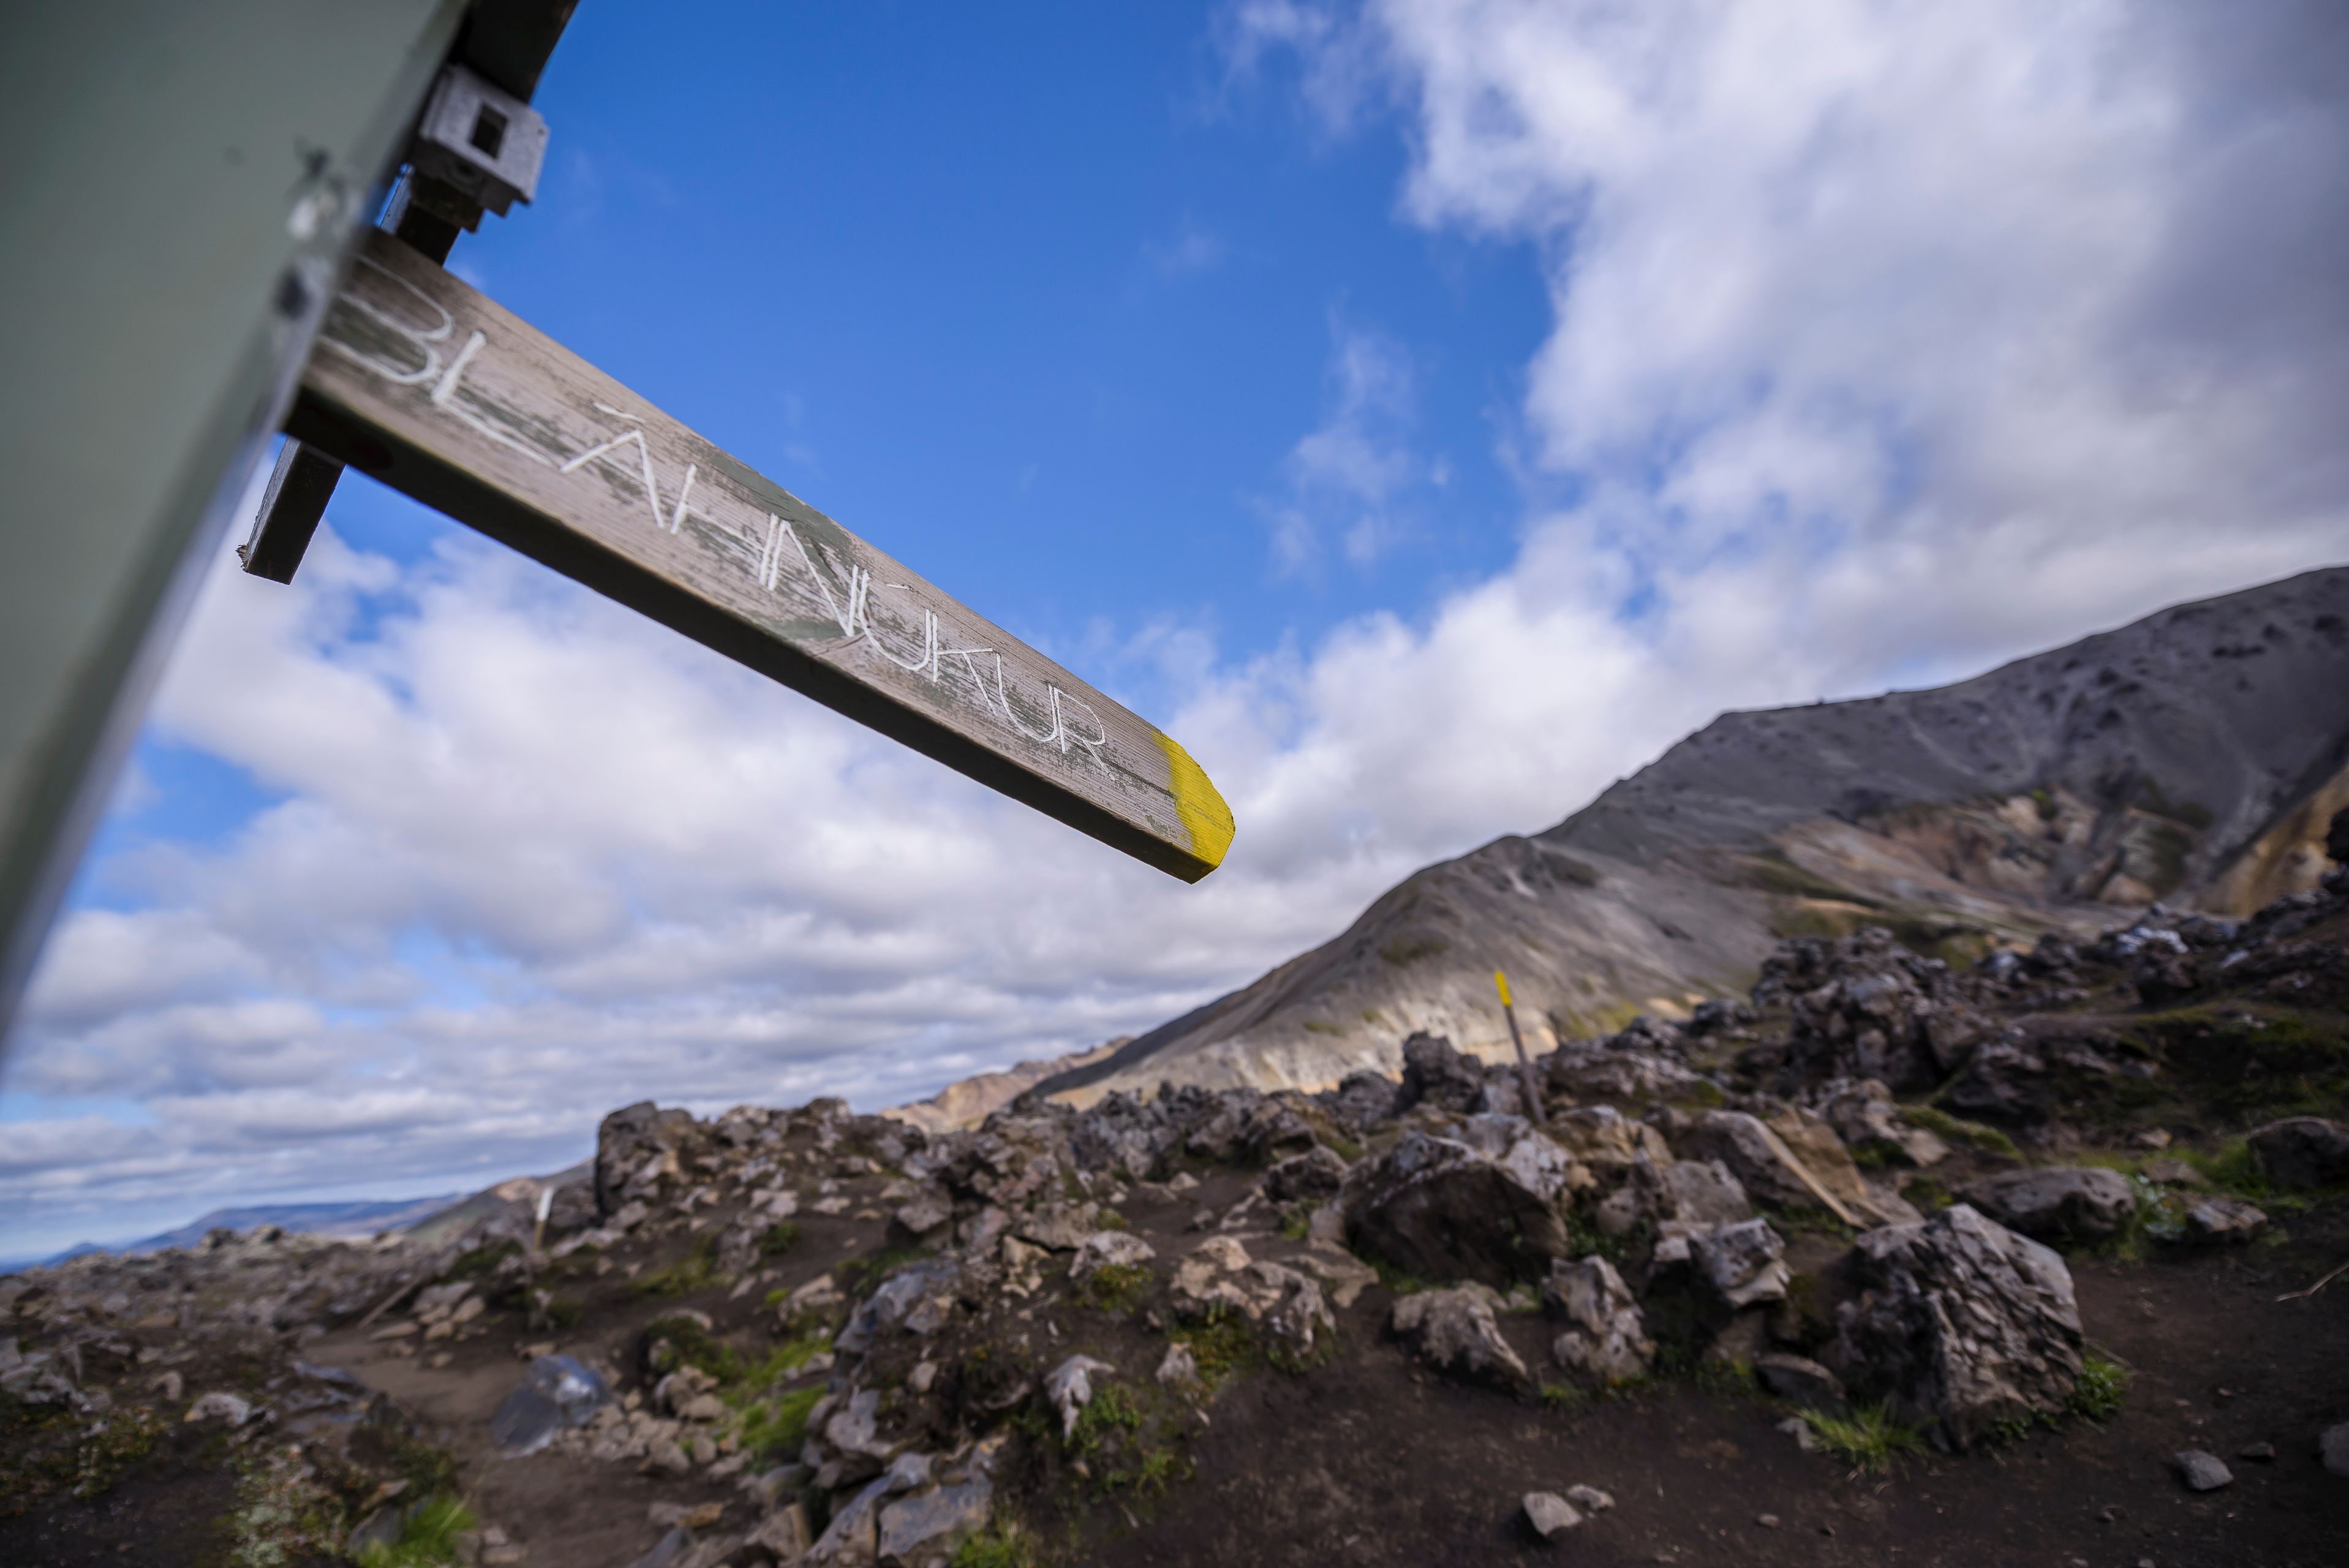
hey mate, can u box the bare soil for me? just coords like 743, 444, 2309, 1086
1071, 1209, 2349, 1568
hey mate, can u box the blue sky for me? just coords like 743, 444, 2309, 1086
7, 0, 2347, 1258
364, 2, 1548, 675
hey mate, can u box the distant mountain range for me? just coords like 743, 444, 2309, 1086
883, 1041, 1123, 1133
1036, 565, 2349, 1104
0, 1196, 461, 1275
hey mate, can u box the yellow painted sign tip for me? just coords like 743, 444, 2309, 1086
1153, 731, 1234, 875
1493, 970, 1512, 1006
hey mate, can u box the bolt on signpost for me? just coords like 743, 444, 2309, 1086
1493, 970, 1545, 1126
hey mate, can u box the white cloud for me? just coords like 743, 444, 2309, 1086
1242, 0, 2349, 666
7, 0, 2348, 1254
1146, 216, 1229, 277
1265, 318, 1433, 575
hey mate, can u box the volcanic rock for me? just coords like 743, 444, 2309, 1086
1542, 1257, 1654, 1383
1262, 1145, 1350, 1203
1167, 1237, 1336, 1356
1390, 1285, 1529, 1390
1755, 1352, 1847, 1412
1692, 1219, 1792, 1310
1819, 1080, 1950, 1168
1958, 1167, 2138, 1243
1834, 1204, 2083, 1450
1044, 1355, 1117, 1441
2183, 1199, 2268, 1244
1393, 1032, 1488, 1116
1522, 1491, 1583, 1538
2247, 1117, 2349, 1188
1067, 1231, 1156, 1287
2174, 1450, 2233, 1491
1764, 928, 1991, 1091
1343, 1124, 1579, 1287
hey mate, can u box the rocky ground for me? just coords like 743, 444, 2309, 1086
7, 867, 2349, 1567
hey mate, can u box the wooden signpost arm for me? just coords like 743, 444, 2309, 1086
285, 233, 1234, 883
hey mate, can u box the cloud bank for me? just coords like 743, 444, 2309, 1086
6, 0, 2345, 1253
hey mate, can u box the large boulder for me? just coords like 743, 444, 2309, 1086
1543, 1257, 1654, 1383
1344, 1123, 1582, 1287
1317, 1070, 1400, 1132
1390, 1285, 1529, 1390
2182, 1198, 2267, 1245
1834, 1204, 2083, 1451
1168, 1237, 1335, 1357
1263, 1145, 1350, 1204
1959, 1167, 2136, 1243
1759, 927, 1991, 1092
877, 1473, 992, 1567
1393, 1032, 1489, 1116
594, 1101, 705, 1217
1235, 1095, 1328, 1166
2247, 1117, 2349, 1189
1940, 1025, 2141, 1128
1684, 1110, 1914, 1229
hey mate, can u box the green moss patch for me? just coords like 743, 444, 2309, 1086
1797, 1403, 1926, 1472
739, 1385, 824, 1463
2131, 1005, 2349, 1121
837, 1246, 930, 1298
1167, 1314, 1259, 1392
356, 1496, 476, 1568
632, 1235, 722, 1299
1902, 1104, 2018, 1158
1077, 1264, 1154, 1314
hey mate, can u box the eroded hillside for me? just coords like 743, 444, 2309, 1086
1042, 567, 2349, 1104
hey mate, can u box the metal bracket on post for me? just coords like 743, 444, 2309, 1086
410, 64, 548, 228
240, 59, 551, 586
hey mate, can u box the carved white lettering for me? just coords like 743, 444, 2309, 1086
323, 271, 1125, 774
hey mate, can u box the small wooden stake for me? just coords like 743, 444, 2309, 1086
1494, 969, 1546, 1126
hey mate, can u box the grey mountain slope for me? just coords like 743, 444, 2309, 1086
1043, 566, 2349, 1104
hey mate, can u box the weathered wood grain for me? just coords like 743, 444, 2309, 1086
287, 231, 1232, 881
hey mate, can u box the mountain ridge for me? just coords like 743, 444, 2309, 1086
1038, 565, 2349, 1104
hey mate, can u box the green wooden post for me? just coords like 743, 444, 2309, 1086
0, 0, 469, 1047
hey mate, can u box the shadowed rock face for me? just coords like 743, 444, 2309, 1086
1039, 568, 2349, 1104
1836, 1204, 2086, 1452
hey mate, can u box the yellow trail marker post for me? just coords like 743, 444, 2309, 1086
1493, 970, 1546, 1128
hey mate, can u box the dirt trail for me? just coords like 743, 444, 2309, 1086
1076, 1238, 2349, 1568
